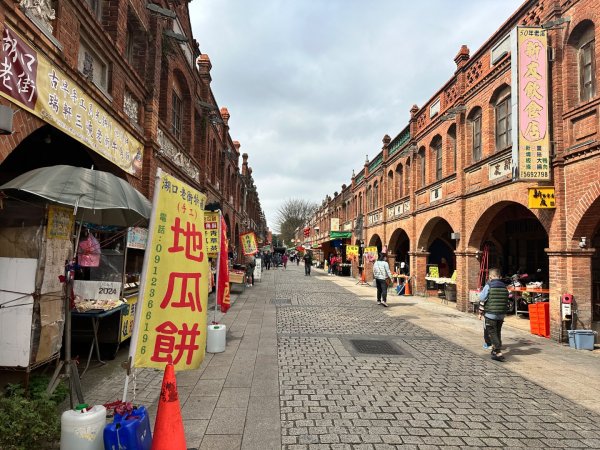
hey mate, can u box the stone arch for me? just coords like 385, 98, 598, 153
417, 217, 456, 276
466, 195, 552, 250
467, 200, 550, 277
571, 190, 600, 248
417, 216, 457, 251
0, 124, 110, 182
388, 227, 410, 270
368, 233, 383, 253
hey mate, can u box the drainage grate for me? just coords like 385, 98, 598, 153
350, 339, 402, 355
271, 298, 292, 305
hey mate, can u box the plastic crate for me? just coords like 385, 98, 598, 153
573, 330, 597, 350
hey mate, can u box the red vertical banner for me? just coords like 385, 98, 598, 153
217, 216, 230, 313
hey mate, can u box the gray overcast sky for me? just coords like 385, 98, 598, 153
189, 0, 524, 231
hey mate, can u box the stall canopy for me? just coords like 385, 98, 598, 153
330, 231, 352, 239
0, 165, 151, 227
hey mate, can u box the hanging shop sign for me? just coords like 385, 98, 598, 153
203, 211, 220, 258
46, 204, 74, 240
0, 25, 144, 176
132, 171, 208, 371
330, 218, 340, 232
528, 187, 555, 209
330, 231, 352, 239
512, 26, 550, 181
346, 245, 359, 259
126, 227, 148, 249
240, 231, 258, 255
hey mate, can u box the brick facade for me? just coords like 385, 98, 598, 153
303, 0, 600, 341
0, 0, 266, 248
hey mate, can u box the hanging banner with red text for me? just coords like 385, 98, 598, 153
240, 231, 258, 255
204, 211, 220, 258
132, 171, 208, 371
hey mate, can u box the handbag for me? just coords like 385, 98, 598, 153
385, 277, 393, 287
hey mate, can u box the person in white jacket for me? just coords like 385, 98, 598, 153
373, 253, 393, 307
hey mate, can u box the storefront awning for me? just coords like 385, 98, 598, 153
329, 231, 352, 239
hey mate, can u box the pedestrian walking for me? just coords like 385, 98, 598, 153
282, 253, 288, 269
245, 255, 256, 287
373, 252, 392, 307
303, 251, 313, 275
478, 267, 509, 361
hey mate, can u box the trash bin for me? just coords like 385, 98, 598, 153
567, 330, 576, 349
444, 284, 456, 302
572, 330, 597, 350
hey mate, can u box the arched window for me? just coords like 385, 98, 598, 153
366, 186, 371, 211
396, 164, 403, 198
358, 193, 363, 214
576, 24, 596, 102
405, 158, 411, 193
469, 107, 482, 162
373, 181, 379, 208
387, 170, 394, 203
418, 147, 426, 187
493, 85, 512, 151
431, 135, 443, 181
447, 124, 457, 173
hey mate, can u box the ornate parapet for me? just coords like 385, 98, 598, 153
157, 128, 200, 182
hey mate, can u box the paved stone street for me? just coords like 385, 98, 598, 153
79, 264, 600, 449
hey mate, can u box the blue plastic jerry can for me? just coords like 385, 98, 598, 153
103, 406, 152, 450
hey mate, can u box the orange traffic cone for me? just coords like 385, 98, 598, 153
152, 364, 186, 450
404, 277, 412, 296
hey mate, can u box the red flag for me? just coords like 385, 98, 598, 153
217, 216, 230, 313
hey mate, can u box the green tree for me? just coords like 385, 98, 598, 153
275, 199, 317, 244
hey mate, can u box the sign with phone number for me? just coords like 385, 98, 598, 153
133, 172, 209, 371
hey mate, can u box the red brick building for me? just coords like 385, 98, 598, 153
0, 0, 266, 246
303, 0, 600, 341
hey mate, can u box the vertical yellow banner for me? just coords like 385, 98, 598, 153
133, 172, 208, 370
204, 212, 220, 257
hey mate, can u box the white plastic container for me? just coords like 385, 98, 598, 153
207, 324, 227, 353
60, 404, 106, 450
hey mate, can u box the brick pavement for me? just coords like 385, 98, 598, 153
76, 263, 600, 449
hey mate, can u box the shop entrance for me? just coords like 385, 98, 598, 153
388, 228, 410, 273
469, 201, 549, 287
418, 218, 456, 278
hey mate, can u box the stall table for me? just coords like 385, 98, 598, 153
229, 271, 246, 292
508, 286, 550, 315
71, 304, 127, 376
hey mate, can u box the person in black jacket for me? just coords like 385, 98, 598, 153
303, 251, 313, 276
479, 267, 509, 361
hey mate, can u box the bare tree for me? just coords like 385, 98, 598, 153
275, 198, 317, 244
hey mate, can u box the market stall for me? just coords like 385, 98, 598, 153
0, 165, 151, 403
425, 265, 457, 301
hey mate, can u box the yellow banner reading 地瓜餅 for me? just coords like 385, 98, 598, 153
133, 171, 208, 371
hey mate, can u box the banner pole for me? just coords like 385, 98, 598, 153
213, 210, 222, 324
123, 168, 162, 402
